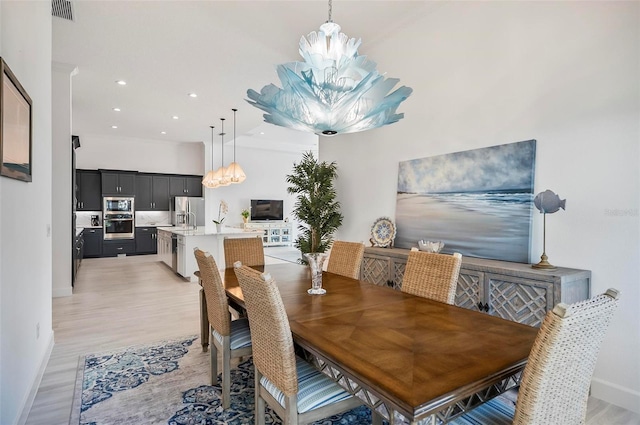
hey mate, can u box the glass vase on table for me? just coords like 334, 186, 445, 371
304, 252, 327, 295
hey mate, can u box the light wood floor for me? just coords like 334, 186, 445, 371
26, 254, 640, 425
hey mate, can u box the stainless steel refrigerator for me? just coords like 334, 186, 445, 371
170, 196, 205, 227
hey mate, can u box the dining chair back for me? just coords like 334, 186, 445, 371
224, 236, 265, 269
326, 240, 365, 279
193, 248, 252, 409
402, 249, 462, 304
451, 288, 621, 425
513, 288, 620, 424
234, 263, 363, 425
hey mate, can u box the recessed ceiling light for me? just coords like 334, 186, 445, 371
116, 80, 126, 85
260, 132, 265, 135
172, 116, 179, 120
161, 131, 167, 135
188, 93, 197, 98
111, 125, 118, 129
112, 107, 121, 112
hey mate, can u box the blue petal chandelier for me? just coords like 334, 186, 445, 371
246, 0, 412, 136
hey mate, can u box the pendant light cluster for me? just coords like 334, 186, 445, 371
201, 108, 246, 189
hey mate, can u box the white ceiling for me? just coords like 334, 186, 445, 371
52, 0, 429, 148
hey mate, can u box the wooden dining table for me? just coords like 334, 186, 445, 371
222, 263, 539, 424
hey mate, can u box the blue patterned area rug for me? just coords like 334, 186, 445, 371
70, 336, 374, 425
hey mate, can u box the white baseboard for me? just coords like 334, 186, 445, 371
52, 286, 73, 297
16, 332, 55, 425
591, 377, 640, 414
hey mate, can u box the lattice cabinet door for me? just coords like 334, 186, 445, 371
390, 258, 407, 290
486, 274, 554, 327
361, 256, 391, 286
455, 270, 484, 311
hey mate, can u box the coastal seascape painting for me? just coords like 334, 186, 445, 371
395, 140, 536, 263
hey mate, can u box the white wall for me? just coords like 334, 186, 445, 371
0, 2, 54, 424
321, 1, 639, 413
75, 134, 204, 175
51, 63, 77, 298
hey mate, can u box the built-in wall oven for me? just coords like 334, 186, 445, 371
103, 197, 135, 240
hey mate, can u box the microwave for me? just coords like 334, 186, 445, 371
103, 197, 134, 214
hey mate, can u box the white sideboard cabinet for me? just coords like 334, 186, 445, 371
244, 222, 292, 246
361, 247, 591, 327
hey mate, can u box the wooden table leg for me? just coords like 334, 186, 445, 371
199, 286, 209, 352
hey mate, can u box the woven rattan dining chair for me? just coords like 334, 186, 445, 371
233, 263, 363, 425
401, 248, 462, 304
326, 240, 365, 279
224, 236, 265, 269
193, 248, 252, 409
450, 288, 620, 425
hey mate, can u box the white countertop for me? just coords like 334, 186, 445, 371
168, 226, 261, 237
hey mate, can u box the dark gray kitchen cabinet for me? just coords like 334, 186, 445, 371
101, 171, 136, 196
76, 170, 102, 211
102, 240, 135, 256
136, 174, 170, 210
136, 226, 158, 254
185, 176, 202, 197
83, 228, 103, 257
73, 230, 84, 286
170, 175, 202, 197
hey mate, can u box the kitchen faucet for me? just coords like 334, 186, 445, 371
187, 211, 197, 229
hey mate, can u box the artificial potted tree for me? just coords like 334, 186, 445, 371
286, 151, 343, 263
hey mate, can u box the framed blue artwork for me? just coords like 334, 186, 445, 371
1, 57, 32, 182
395, 139, 536, 263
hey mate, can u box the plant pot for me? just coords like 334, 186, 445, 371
216, 223, 222, 233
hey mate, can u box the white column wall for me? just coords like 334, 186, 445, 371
51, 63, 77, 298
321, 1, 639, 412
0, 2, 54, 424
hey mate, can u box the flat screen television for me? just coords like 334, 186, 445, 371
251, 199, 284, 221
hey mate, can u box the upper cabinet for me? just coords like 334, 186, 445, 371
169, 175, 202, 197
76, 170, 102, 211
101, 171, 136, 196
136, 174, 170, 211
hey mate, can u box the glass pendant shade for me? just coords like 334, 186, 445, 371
202, 169, 218, 189
246, 0, 412, 136
212, 166, 230, 187
225, 162, 246, 184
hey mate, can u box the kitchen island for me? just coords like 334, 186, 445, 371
157, 226, 261, 281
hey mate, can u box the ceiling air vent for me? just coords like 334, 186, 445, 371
52, 0, 74, 21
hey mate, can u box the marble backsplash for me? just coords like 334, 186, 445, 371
76, 210, 172, 227
135, 211, 172, 226
76, 211, 101, 227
